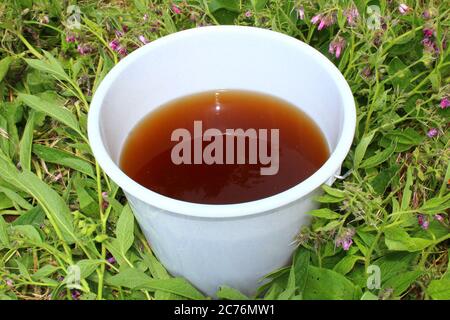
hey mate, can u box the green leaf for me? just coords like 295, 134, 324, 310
303, 266, 359, 300
360, 144, 395, 169
32, 265, 59, 281
0, 150, 76, 243
108, 268, 205, 300
116, 204, 135, 257
278, 266, 296, 299
12, 225, 42, 243
0, 56, 12, 83
374, 252, 418, 284
384, 228, 433, 252
18, 93, 83, 137
314, 220, 341, 232
0, 186, 33, 210
0, 215, 10, 247
293, 248, 310, 293
216, 286, 249, 300
306, 208, 341, 219
371, 164, 400, 194
251, 0, 268, 11
360, 291, 378, 300
32, 144, 94, 178
419, 194, 450, 214
322, 185, 346, 198
401, 167, 414, 210
12, 206, 45, 227
383, 270, 422, 296
427, 279, 450, 299
333, 255, 363, 275
76, 259, 103, 279
388, 57, 412, 90
142, 252, 170, 280
382, 128, 423, 150
353, 131, 375, 169
25, 51, 70, 82
19, 111, 35, 171
208, 0, 240, 12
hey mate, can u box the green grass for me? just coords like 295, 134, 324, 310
0, 0, 449, 300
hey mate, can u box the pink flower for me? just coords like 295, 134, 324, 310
65, 34, 76, 43
427, 128, 438, 138
335, 228, 355, 251
245, 10, 252, 18
297, 6, 305, 20
340, 238, 352, 251
172, 4, 182, 14
318, 19, 326, 30
423, 28, 434, 38
6, 279, 13, 287
102, 191, 109, 210
422, 9, 433, 19
77, 44, 92, 55
440, 97, 450, 109
434, 214, 444, 222
399, 3, 410, 15
311, 14, 321, 25
138, 35, 149, 45
108, 39, 120, 51
115, 29, 124, 38
344, 7, 359, 26
329, 37, 346, 59
316, 14, 335, 30
117, 46, 127, 56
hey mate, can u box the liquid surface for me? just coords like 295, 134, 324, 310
120, 90, 329, 204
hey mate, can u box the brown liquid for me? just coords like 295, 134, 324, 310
120, 90, 329, 204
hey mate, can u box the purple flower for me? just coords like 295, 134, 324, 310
311, 14, 321, 25
65, 34, 76, 43
138, 35, 149, 45
440, 97, 450, 109
423, 28, 434, 38
343, 238, 353, 250
107, 256, 116, 264
71, 290, 81, 300
6, 279, 13, 287
297, 6, 305, 20
117, 46, 127, 56
115, 29, 124, 38
329, 37, 346, 59
108, 39, 120, 51
318, 19, 326, 30
399, 4, 410, 15
122, 25, 129, 33
362, 66, 372, 78
245, 10, 252, 18
172, 4, 182, 15
77, 44, 92, 55
422, 37, 433, 47
434, 214, 444, 223
418, 214, 429, 229
427, 128, 438, 138
335, 228, 355, 251
316, 14, 335, 30
344, 7, 359, 26
423, 9, 432, 19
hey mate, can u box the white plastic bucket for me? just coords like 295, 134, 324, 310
88, 26, 356, 297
